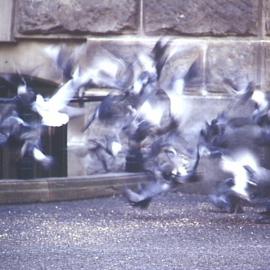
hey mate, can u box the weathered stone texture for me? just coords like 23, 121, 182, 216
261, 42, 270, 89
144, 0, 259, 36
206, 42, 259, 93
15, 0, 139, 35
0, 0, 14, 41
265, 0, 270, 35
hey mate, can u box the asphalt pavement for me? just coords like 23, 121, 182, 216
0, 192, 269, 270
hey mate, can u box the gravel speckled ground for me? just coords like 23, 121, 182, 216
0, 192, 269, 270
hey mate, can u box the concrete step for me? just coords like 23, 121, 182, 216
0, 173, 148, 205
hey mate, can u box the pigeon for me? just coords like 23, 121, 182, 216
199, 109, 263, 158
210, 149, 270, 220
75, 134, 124, 173
249, 90, 270, 126
0, 83, 38, 121
223, 78, 255, 101
86, 49, 129, 90
0, 75, 55, 169
45, 43, 130, 89
209, 178, 244, 213
199, 113, 229, 157
32, 67, 90, 127
220, 150, 258, 200
0, 110, 52, 168
20, 137, 53, 169
43, 45, 76, 81
153, 132, 201, 183
210, 150, 257, 212
242, 163, 270, 222
125, 130, 201, 207
83, 90, 133, 131
83, 38, 173, 132
125, 180, 170, 208
223, 78, 270, 126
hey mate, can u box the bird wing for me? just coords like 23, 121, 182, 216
45, 78, 79, 112
41, 66, 94, 114
221, 150, 259, 200
33, 94, 70, 126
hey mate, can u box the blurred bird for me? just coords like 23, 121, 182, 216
210, 149, 270, 221
220, 149, 258, 200
0, 111, 52, 168
125, 131, 201, 207
86, 49, 129, 90
199, 113, 229, 157
209, 178, 244, 213
43, 45, 76, 81
250, 90, 270, 126
83, 90, 133, 131
224, 78, 270, 126
125, 180, 170, 208
82, 38, 172, 131
74, 134, 124, 173
0, 113, 28, 145
223, 78, 256, 103
0, 81, 38, 121
45, 43, 130, 89
199, 108, 263, 158
209, 149, 257, 213
32, 67, 89, 127
20, 127, 53, 169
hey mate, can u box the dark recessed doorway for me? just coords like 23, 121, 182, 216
0, 74, 67, 179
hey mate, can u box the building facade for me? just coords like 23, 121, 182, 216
0, 0, 269, 178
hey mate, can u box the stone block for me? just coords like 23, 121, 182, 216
144, 0, 259, 36
0, 0, 14, 41
261, 42, 270, 89
15, 0, 139, 35
265, 0, 270, 36
206, 42, 259, 93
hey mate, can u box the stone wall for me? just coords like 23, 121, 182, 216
15, 0, 259, 36
0, 0, 265, 93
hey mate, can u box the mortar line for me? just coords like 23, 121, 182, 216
260, 0, 265, 39
139, 0, 144, 36
258, 0, 265, 89
201, 43, 208, 96
17, 35, 270, 42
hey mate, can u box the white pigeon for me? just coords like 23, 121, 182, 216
220, 150, 258, 201
136, 100, 164, 126
32, 68, 90, 127
110, 140, 123, 156
251, 90, 268, 114
32, 147, 53, 167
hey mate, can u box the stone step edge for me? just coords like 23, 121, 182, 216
0, 173, 148, 205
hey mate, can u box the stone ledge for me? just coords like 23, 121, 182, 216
0, 171, 223, 205
0, 173, 148, 205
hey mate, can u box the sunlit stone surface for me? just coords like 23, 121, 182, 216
16, 0, 139, 35
144, 0, 259, 36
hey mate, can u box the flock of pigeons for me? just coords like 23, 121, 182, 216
0, 38, 270, 222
